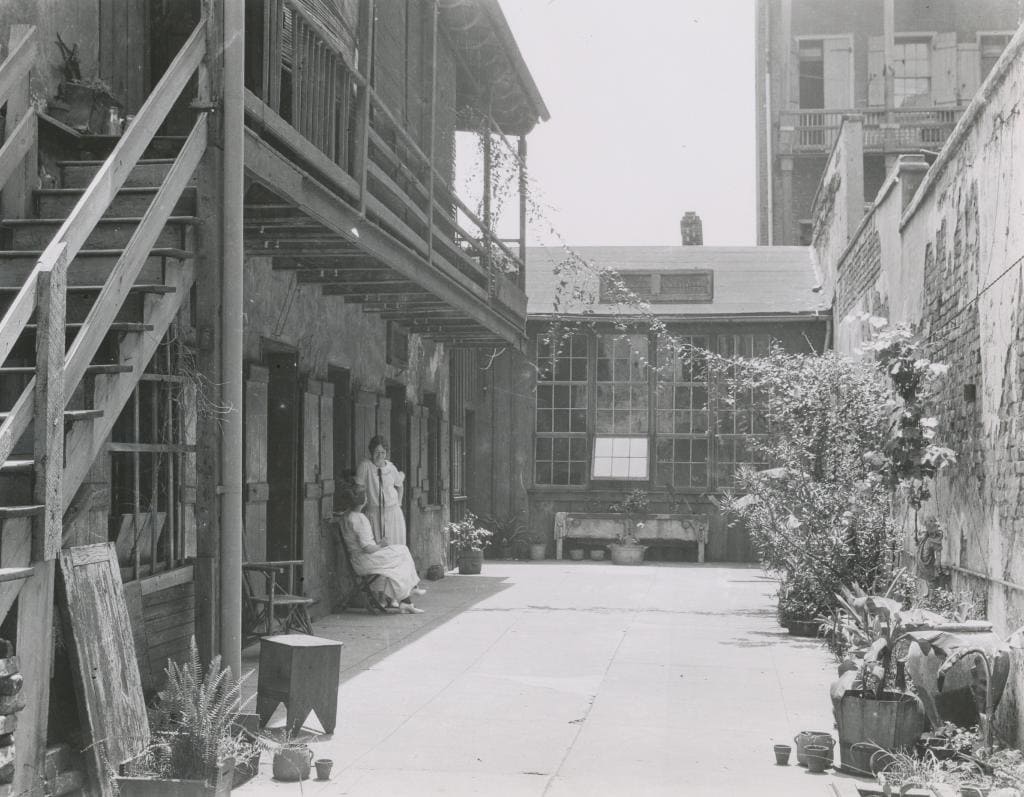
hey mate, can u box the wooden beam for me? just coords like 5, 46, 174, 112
322, 290, 431, 302
353, 0, 374, 214
0, 26, 36, 220
32, 243, 66, 561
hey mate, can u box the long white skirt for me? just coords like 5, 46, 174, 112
366, 503, 407, 546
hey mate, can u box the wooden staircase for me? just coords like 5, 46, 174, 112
0, 17, 213, 795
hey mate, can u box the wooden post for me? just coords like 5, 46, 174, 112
2, 26, 36, 221
354, 0, 375, 215
517, 135, 527, 289
426, 2, 437, 265
883, 0, 895, 117
32, 245, 67, 561
12, 560, 55, 797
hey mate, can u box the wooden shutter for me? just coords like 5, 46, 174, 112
302, 380, 324, 606
319, 382, 334, 519
932, 32, 957, 105
823, 38, 852, 108
244, 366, 270, 561
867, 36, 885, 107
956, 42, 980, 103
788, 37, 801, 109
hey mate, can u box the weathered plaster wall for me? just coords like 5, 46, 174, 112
244, 256, 450, 612
812, 116, 865, 293
829, 26, 1024, 744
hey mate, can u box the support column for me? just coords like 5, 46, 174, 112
518, 135, 527, 289
780, 156, 795, 246
220, 0, 245, 679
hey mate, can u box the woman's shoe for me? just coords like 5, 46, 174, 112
399, 603, 424, 614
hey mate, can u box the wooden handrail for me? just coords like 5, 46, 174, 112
63, 116, 208, 398
0, 26, 35, 105
0, 109, 36, 189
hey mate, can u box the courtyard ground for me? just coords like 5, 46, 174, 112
237, 561, 868, 796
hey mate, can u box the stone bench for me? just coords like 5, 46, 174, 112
554, 512, 707, 563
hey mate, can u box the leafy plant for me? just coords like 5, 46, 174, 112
124, 638, 257, 783
609, 489, 649, 544
478, 510, 529, 555
445, 513, 493, 553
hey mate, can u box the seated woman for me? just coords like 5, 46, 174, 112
334, 481, 426, 613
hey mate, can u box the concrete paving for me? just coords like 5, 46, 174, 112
236, 561, 868, 796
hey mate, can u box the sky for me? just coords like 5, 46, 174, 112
496, 0, 758, 247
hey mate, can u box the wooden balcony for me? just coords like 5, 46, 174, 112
241, 0, 530, 348
776, 107, 965, 156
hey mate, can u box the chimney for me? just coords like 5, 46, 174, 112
680, 212, 703, 245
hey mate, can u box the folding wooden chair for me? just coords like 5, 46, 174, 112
242, 560, 316, 642
335, 527, 389, 613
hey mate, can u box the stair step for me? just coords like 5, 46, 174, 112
0, 409, 103, 423
57, 158, 178, 188
0, 248, 190, 287
0, 363, 131, 376
0, 283, 175, 295
0, 567, 35, 583
35, 186, 196, 218
0, 505, 43, 519
0, 460, 32, 474
3, 216, 199, 249
22, 321, 155, 334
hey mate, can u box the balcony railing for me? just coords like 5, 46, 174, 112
247, 0, 525, 302
777, 107, 965, 154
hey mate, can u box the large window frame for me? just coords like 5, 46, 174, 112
532, 329, 775, 492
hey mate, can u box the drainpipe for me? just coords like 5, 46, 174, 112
220, 0, 244, 679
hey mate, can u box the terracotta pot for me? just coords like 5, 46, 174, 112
773, 744, 791, 765
529, 543, 546, 560
590, 549, 606, 561
568, 549, 584, 561
609, 543, 647, 565
805, 744, 831, 773
314, 758, 333, 780
273, 745, 313, 782
794, 731, 834, 766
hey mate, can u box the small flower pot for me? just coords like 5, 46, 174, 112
568, 548, 584, 561
773, 744, 791, 765
529, 543, 546, 560
609, 543, 647, 565
589, 549, 606, 561
794, 731, 833, 766
273, 745, 313, 782
805, 744, 831, 773
314, 758, 333, 780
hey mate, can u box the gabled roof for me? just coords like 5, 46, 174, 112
525, 245, 829, 319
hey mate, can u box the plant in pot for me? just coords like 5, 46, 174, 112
528, 533, 547, 561
115, 638, 261, 796
479, 510, 528, 560
446, 513, 492, 575
608, 489, 649, 565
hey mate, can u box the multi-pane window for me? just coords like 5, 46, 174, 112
655, 336, 709, 489
893, 37, 931, 107
715, 334, 773, 487
593, 334, 649, 480
535, 335, 589, 485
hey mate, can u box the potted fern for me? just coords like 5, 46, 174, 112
115, 639, 260, 796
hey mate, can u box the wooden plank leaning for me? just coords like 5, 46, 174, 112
33, 244, 68, 561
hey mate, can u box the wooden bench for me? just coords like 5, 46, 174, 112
554, 512, 708, 563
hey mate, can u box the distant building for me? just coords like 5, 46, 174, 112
680, 211, 703, 245
474, 242, 829, 563
755, 0, 1020, 246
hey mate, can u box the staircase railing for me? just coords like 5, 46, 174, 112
0, 17, 211, 544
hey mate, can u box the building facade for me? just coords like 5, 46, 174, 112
0, 0, 546, 790
473, 242, 830, 563
755, 0, 1019, 247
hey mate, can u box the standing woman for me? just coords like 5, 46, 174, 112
355, 436, 407, 545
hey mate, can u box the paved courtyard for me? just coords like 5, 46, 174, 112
238, 561, 865, 796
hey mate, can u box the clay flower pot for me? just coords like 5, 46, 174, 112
314, 758, 333, 780
805, 744, 832, 773
773, 744, 791, 765
589, 549, 606, 561
568, 548, 584, 560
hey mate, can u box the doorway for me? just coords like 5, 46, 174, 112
265, 347, 300, 562
329, 367, 353, 508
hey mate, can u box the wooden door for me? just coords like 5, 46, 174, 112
301, 379, 333, 608
244, 365, 269, 561
823, 38, 852, 109
932, 32, 958, 106
353, 389, 378, 465
868, 36, 885, 107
